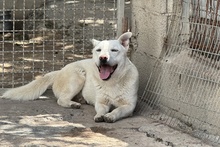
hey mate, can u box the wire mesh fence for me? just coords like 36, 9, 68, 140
0, 0, 129, 88
137, 0, 220, 145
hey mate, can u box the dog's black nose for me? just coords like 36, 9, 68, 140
99, 56, 108, 63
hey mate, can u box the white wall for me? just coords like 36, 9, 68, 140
131, 0, 172, 94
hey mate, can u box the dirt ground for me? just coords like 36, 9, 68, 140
0, 89, 212, 147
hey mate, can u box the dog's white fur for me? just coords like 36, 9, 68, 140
2, 32, 139, 123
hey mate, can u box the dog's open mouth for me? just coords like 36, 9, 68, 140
98, 64, 117, 80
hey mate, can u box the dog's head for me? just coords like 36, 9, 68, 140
91, 32, 132, 80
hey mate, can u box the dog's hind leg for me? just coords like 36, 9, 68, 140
53, 69, 85, 109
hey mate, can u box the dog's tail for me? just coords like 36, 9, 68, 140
1, 71, 59, 101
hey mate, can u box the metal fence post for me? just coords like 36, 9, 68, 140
117, 0, 125, 38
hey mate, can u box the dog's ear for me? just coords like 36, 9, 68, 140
118, 32, 132, 50
91, 39, 101, 47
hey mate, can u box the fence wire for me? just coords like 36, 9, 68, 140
0, 0, 124, 88
137, 0, 220, 145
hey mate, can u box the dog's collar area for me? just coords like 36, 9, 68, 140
98, 64, 117, 80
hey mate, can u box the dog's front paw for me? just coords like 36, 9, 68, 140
71, 103, 81, 109
94, 114, 104, 122
103, 113, 116, 123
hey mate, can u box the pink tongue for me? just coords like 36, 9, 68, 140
99, 65, 113, 80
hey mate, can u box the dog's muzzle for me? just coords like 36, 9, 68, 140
99, 56, 108, 64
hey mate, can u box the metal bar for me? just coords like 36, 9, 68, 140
117, 0, 125, 38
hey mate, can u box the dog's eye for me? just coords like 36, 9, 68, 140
96, 49, 101, 52
111, 49, 118, 52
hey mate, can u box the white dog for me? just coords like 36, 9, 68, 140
2, 32, 139, 123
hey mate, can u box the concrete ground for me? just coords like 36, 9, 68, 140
0, 90, 212, 147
